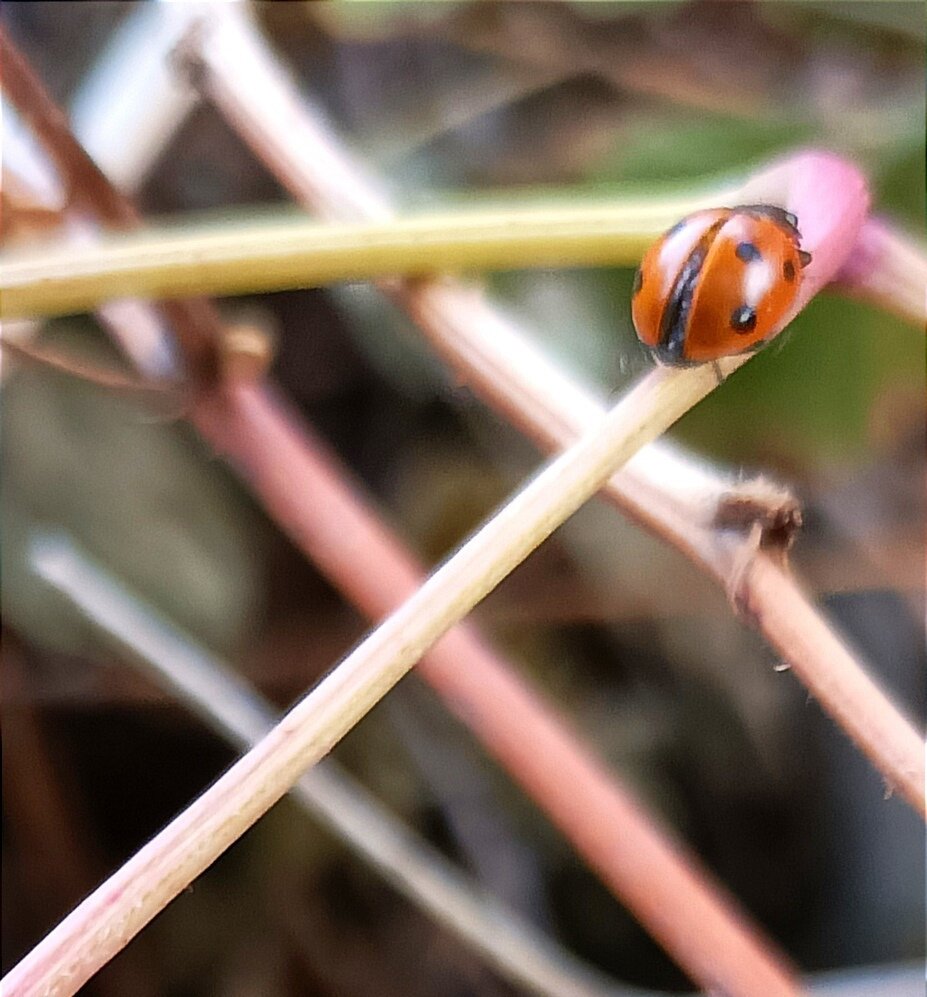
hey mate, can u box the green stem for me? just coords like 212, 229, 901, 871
1, 195, 715, 319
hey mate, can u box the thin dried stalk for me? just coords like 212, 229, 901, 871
31, 534, 640, 997
1, 32, 802, 997
5, 362, 806, 997
188, 8, 925, 816
197, 380, 804, 996
741, 558, 925, 804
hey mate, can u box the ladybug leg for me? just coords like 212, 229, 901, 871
711, 360, 725, 385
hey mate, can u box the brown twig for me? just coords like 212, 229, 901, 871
0, 336, 177, 399
187, 8, 924, 816
0, 25, 220, 386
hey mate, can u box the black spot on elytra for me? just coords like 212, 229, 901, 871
782, 259, 796, 282
632, 269, 643, 296
735, 241, 761, 263
731, 306, 757, 333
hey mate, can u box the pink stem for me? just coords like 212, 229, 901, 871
195, 381, 803, 997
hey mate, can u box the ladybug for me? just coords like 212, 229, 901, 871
631, 204, 812, 365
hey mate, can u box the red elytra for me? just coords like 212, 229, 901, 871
631, 204, 811, 365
